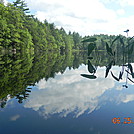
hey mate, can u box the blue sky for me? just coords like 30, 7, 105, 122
5, 0, 134, 36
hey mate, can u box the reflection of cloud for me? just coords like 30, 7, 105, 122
115, 85, 123, 90
10, 114, 20, 121
123, 94, 134, 103
37, 79, 47, 90
24, 65, 134, 118
24, 65, 115, 118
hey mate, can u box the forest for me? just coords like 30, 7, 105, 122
0, 0, 83, 53
0, 0, 131, 53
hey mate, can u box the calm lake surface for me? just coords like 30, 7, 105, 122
1, 51, 134, 134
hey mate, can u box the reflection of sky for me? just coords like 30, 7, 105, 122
24, 64, 134, 118
10, 114, 20, 121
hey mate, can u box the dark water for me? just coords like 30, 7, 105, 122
1, 51, 134, 134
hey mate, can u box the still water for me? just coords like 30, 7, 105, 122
1, 51, 134, 134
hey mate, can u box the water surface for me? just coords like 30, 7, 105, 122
1, 51, 134, 134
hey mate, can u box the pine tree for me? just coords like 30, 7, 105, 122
13, 0, 30, 13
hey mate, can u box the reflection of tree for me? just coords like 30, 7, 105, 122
97, 35, 134, 87
81, 35, 134, 88
104, 35, 134, 88
1, 34, 134, 108
0, 50, 87, 108
81, 38, 97, 79
0, 95, 10, 108
105, 60, 115, 78
16, 88, 31, 103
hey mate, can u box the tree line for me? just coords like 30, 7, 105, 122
0, 0, 82, 53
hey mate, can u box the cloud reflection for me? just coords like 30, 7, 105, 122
123, 94, 134, 103
23, 64, 134, 118
10, 114, 20, 121
24, 65, 115, 118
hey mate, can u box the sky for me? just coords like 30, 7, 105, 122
6, 0, 134, 36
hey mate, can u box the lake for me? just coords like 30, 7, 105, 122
1, 50, 134, 134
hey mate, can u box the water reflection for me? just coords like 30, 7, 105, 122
0, 51, 87, 108
81, 36, 134, 88
16, 88, 32, 103
1, 37, 134, 134
22, 36, 134, 119
25, 66, 114, 117
1, 35, 134, 119
24, 65, 134, 118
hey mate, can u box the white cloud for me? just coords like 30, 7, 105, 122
10, 114, 20, 121
116, 9, 125, 16
117, 0, 134, 7
100, 0, 134, 7
3, 0, 8, 5
25, 0, 130, 36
